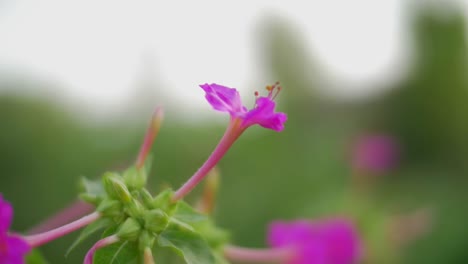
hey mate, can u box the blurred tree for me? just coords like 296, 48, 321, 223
381, 5, 468, 168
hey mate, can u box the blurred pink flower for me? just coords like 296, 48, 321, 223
268, 219, 362, 264
352, 134, 400, 174
200, 83, 287, 132
0, 195, 30, 264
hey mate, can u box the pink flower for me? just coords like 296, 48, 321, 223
172, 82, 287, 201
0, 195, 30, 264
351, 134, 400, 174
268, 219, 362, 264
200, 83, 287, 132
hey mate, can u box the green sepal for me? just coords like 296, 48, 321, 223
140, 153, 153, 173
117, 218, 142, 241
158, 221, 215, 264
26, 249, 48, 264
151, 189, 176, 213
139, 189, 155, 208
123, 166, 147, 190
102, 172, 132, 203
66, 218, 112, 256
125, 198, 144, 219
96, 199, 122, 217
79, 177, 105, 205
173, 201, 208, 223
144, 209, 169, 233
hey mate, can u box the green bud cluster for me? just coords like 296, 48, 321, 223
79, 161, 230, 263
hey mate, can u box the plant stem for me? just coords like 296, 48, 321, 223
144, 247, 155, 264
84, 235, 120, 264
27, 200, 94, 234
172, 118, 243, 201
24, 212, 101, 247
224, 245, 294, 263
136, 107, 164, 169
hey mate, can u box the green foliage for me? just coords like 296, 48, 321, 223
77, 159, 230, 263
67, 218, 112, 256
173, 202, 208, 223
93, 241, 139, 264
26, 249, 48, 264
158, 222, 215, 264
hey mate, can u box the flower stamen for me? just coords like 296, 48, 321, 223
264, 81, 281, 99
272, 85, 282, 100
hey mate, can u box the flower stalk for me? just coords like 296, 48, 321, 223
172, 118, 243, 201
84, 235, 120, 264
24, 212, 101, 248
27, 200, 94, 235
143, 247, 155, 264
136, 107, 164, 170
224, 245, 294, 263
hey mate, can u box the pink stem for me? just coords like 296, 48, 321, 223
172, 119, 243, 201
84, 235, 120, 264
28, 200, 94, 235
143, 247, 155, 264
136, 107, 164, 169
224, 245, 294, 263
24, 212, 101, 247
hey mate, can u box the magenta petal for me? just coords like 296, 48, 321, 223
319, 220, 362, 264
200, 83, 245, 116
267, 219, 361, 264
7, 236, 31, 255
243, 97, 287, 131
295, 242, 327, 264
5, 236, 31, 262
0, 195, 13, 233
268, 220, 314, 248
0, 236, 30, 264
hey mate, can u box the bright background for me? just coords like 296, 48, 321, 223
2, 0, 468, 263
1, 0, 408, 116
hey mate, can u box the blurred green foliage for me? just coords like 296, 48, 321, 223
1, 3, 468, 264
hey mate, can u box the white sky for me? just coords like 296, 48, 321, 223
0, 0, 465, 116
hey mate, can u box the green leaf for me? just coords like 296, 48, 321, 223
123, 166, 146, 190
192, 220, 230, 250
66, 218, 111, 256
173, 201, 208, 223
151, 189, 176, 213
93, 226, 140, 264
158, 221, 215, 264
93, 241, 139, 264
26, 249, 49, 264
